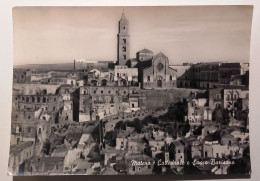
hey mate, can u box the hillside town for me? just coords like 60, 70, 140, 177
9, 12, 250, 176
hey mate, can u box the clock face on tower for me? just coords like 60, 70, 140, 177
156, 63, 164, 71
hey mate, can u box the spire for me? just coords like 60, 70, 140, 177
121, 9, 126, 20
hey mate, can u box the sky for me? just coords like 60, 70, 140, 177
13, 6, 253, 65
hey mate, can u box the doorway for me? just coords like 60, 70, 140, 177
157, 76, 162, 87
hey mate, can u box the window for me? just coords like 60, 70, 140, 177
132, 104, 135, 108
147, 76, 150, 82
123, 55, 126, 60
101, 90, 103, 94
43, 89, 47, 95
108, 90, 111, 94
170, 75, 173, 81
178, 150, 180, 153
138, 167, 141, 172
132, 166, 135, 172
123, 46, 126, 52
227, 94, 231, 100
123, 39, 126, 43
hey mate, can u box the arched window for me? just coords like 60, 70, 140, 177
226, 93, 231, 100
43, 89, 47, 95
43, 97, 46, 103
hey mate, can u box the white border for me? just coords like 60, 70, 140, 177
0, 1, 260, 181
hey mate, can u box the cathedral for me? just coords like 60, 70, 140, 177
116, 12, 177, 89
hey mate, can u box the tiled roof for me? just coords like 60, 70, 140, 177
138, 48, 154, 54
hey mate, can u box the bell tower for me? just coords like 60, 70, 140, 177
117, 11, 130, 65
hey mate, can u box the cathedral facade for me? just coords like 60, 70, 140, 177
141, 52, 177, 89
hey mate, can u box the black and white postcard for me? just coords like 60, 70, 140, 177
8, 6, 252, 178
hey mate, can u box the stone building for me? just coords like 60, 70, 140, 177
136, 48, 154, 61
125, 154, 154, 175
219, 63, 241, 85
8, 141, 34, 175
177, 62, 220, 89
171, 141, 185, 162
114, 65, 138, 86
177, 62, 244, 89
78, 86, 146, 122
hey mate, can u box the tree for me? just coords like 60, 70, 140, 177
181, 120, 191, 136
115, 121, 126, 130
159, 101, 188, 123
133, 118, 143, 133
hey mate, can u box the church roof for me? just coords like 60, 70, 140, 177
153, 52, 168, 60
140, 59, 153, 69
138, 48, 154, 54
